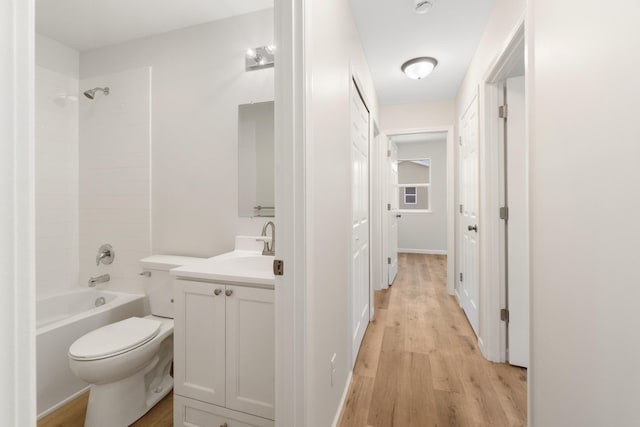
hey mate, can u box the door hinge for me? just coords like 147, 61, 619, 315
458, 136, 462, 145
501, 308, 509, 322
459, 272, 463, 282
387, 203, 391, 211
387, 257, 391, 265
459, 204, 464, 214
387, 149, 391, 157
273, 259, 284, 276
499, 206, 509, 221
499, 104, 508, 119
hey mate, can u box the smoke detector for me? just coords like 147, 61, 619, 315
415, 0, 435, 14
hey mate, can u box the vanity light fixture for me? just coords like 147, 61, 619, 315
401, 57, 438, 80
246, 45, 275, 71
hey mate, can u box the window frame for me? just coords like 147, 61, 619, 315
396, 157, 431, 213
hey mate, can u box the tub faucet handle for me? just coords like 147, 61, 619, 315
96, 244, 114, 266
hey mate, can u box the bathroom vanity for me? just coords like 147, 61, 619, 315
171, 248, 275, 427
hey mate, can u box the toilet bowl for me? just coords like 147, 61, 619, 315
67, 255, 205, 427
69, 316, 174, 427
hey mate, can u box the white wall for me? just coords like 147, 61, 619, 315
380, 99, 455, 131
78, 68, 151, 294
397, 140, 447, 253
35, 34, 79, 297
79, 9, 275, 258
451, 0, 525, 362
529, 1, 640, 425
304, 0, 379, 424
0, 1, 36, 424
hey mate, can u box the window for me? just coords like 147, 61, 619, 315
404, 187, 417, 204
397, 158, 430, 211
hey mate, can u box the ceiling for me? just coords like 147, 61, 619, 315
36, 0, 273, 51
350, 0, 496, 105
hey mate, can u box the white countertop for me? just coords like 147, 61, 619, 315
170, 250, 275, 288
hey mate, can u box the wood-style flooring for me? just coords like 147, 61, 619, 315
338, 253, 527, 427
38, 390, 172, 427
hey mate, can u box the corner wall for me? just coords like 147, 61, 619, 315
79, 9, 275, 259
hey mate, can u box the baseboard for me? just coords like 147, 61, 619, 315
398, 248, 447, 255
331, 371, 353, 427
38, 385, 90, 419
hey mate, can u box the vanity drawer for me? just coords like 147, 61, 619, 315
174, 395, 274, 427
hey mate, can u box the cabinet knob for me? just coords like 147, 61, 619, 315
220, 423, 228, 427
225, 289, 233, 297
214, 289, 222, 296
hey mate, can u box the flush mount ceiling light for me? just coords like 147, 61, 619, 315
415, 0, 436, 14
401, 57, 438, 80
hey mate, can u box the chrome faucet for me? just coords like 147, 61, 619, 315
88, 274, 110, 287
260, 221, 275, 256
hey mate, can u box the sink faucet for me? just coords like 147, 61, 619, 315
88, 274, 110, 287
260, 221, 275, 256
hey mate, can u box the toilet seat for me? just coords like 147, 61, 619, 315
69, 317, 161, 361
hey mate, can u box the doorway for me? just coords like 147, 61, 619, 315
480, 21, 528, 367
384, 129, 456, 295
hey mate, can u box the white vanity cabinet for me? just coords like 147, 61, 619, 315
174, 278, 275, 427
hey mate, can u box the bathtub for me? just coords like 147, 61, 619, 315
36, 288, 145, 418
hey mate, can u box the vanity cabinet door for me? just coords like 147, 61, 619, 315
224, 285, 275, 420
174, 279, 227, 407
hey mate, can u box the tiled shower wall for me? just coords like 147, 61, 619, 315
35, 66, 79, 297
78, 67, 151, 295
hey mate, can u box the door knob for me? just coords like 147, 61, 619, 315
225, 289, 233, 297
468, 224, 478, 232
214, 289, 222, 296
396, 214, 402, 218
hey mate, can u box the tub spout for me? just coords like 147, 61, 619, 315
88, 274, 110, 287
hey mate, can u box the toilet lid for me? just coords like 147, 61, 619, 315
69, 317, 161, 361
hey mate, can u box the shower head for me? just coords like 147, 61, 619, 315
83, 87, 110, 99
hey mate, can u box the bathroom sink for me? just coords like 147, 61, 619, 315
170, 250, 275, 287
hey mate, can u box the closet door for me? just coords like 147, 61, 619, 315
351, 79, 370, 366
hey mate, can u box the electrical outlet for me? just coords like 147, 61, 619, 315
330, 353, 337, 387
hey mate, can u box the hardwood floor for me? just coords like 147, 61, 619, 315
38, 390, 173, 427
338, 253, 527, 427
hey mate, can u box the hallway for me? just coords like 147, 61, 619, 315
338, 254, 527, 427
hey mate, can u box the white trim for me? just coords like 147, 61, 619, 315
0, 0, 36, 425
330, 371, 353, 427
478, 18, 526, 363
399, 249, 447, 255
397, 209, 432, 215
274, 0, 306, 425
38, 386, 90, 419
384, 126, 456, 295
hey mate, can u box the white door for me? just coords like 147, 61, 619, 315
457, 95, 480, 335
505, 76, 529, 367
351, 80, 370, 365
225, 285, 275, 420
174, 279, 227, 406
388, 140, 399, 285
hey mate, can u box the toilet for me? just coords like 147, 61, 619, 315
68, 255, 204, 427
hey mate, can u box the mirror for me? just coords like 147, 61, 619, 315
238, 101, 275, 217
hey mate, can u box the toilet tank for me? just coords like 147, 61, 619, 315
139, 255, 206, 318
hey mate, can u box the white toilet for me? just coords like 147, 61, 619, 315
68, 255, 204, 427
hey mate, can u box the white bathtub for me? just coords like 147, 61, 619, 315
36, 288, 145, 418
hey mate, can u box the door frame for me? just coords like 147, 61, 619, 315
382, 126, 456, 295
274, 0, 306, 425
478, 18, 526, 362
